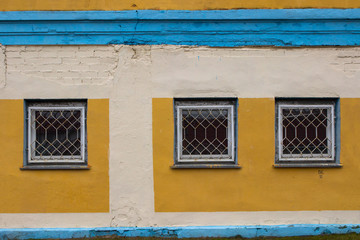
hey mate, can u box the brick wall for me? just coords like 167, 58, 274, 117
5, 46, 118, 85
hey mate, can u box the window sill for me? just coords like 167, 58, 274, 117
20, 165, 91, 170
171, 164, 241, 169
273, 163, 342, 168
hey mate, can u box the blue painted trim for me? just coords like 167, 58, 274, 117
2, 9, 360, 20
1, 224, 360, 239
0, 10, 360, 46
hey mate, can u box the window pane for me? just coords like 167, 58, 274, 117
34, 109, 82, 158
181, 108, 229, 156
281, 107, 332, 158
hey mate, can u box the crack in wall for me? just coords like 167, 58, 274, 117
0, 45, 7, 88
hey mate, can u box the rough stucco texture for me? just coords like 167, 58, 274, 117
1, 45, 360, 227
0, 46, 5, 88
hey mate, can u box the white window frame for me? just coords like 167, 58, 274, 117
277, 103, 335, 162
27, 104, 86, 164
175, 103, 236, 164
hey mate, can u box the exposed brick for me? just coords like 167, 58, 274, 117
57, 51, 76, 58
70, 64, 91, 71
6, 51, 21, 58
24, 46, 44, 52
79, 57, 104, 65
77, 71, 99, 78
57, 71, 82, 78
62, 58, 81, 65
97, 71, 112, 77
53, 64, 74, 72
6, 46, 25, 52
4, 45, 118, 86
20, 51, 45, 58
100, 57, 118, 64
6, 57, 24, 64
36, 51, 58, 58
90, 77, 110, 84
75, 51, 94, 58
27, 58, 62, 65
94, 51, 116, 58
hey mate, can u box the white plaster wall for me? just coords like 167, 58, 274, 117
1, 45, 360, 228
0, 45, 6, 88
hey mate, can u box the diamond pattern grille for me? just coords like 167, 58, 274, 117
280, 106, 333, 159
181, 108, 230, 157
30, 109, 83, 161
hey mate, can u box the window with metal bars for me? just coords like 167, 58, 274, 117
24, 100, 87, 169
174, 99, 237, 167
275, 99, 340, 167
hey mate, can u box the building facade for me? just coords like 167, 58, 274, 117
1, 1, 360, 239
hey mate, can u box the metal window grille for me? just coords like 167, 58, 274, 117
176, 105, 235, 163
278, 104, 335, 161
28, 106, 86, 163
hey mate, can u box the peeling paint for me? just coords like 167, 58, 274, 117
3, 224, 360, 239
110, 205, 142, 227
0, 10, 360, 46
6, 45, 117, 86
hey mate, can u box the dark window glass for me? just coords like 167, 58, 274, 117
181, 108, 228, 156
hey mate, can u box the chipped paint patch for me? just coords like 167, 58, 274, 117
2, 224, 360, 239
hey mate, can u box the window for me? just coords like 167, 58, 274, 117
23, 100, 88, 169
173, 99, 239, 168
275, 99, 340, 168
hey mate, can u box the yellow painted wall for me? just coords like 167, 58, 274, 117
0, 99, 109, 213
0, 0, 360, 10
153, 98, 360, 212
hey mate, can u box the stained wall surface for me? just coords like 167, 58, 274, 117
1, 46, 360, 227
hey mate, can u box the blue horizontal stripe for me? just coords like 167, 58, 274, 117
0, 10, 360, 46
1, 224, 360, 239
